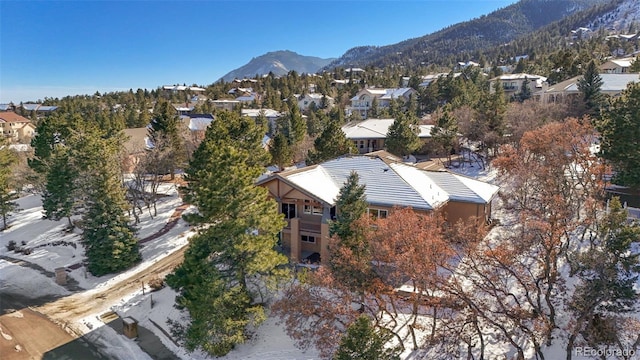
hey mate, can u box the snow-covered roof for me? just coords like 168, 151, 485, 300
540, 73, 640, 94
20, 104, 58, 112
493, 73, 546, 81
241, 108, 281, 118
236, 95, 256, 102
421, 171, 499, 204
600, 57, 635, 68
380, 87, 415, 100
187, 117, 212, 131
268, 155, 498, 210
163, 85, 205, 92
341, 119, 433, 139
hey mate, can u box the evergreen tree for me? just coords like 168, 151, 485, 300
385, 113, 421, 158
74, 125, 140, 276
0, 138, 19, 230
166, 111, 288, 356
42, 146, 77, 228
330, 171, 367, 242
598, 82, 640, 189
430, 106, 459, 165
334, 315, 401, 360
306, 119, 356, 165
150, 98, 186, 178
269, 132, 293, 171
630, 56, 640, 73
329, 171, 372, 293
578, 60, 604, 118
567, 197, 640, 351
516, 76, 532, 102
288, 99, 306, 144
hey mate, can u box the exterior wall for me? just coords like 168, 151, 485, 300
352, 139, 385, 154
443, 201, 491, 225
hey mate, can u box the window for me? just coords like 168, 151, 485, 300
367, 208, 388, 220
281, 202, 296, 219
301, 235, 316, 243
303, 200, 323, 215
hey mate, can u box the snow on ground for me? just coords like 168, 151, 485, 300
0, 260, 70, 299
0, 182, 321, 360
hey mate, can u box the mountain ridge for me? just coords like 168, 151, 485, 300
218, 50, 336, 83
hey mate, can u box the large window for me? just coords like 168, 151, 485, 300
303, 200, 323, 216
367, 208, 388, 220
281, 202, 296, 219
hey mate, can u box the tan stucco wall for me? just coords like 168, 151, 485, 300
443, 201, 488, 224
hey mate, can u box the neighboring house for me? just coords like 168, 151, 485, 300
162, 85, 206, 93
257, 153, 499, 263
419, 73, 461, 88
456, 61, 480, 70
181, 113, 214, 143
599, 57, 636, 74
211, 99, 240, 111
19, 103, 58, 117
341, 118, 433, 154
489, 73, 547, 98
535, 73, 640, 104
241, 108, 282, 129
122, 127, 152, 172
236, 94, 258, 103
0, 104, 15, 111
348, 87, 417, 118
0, 111, 35, 143
173, 104, 194, 116
297, 93, 334, 111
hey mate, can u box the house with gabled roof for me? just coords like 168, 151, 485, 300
489, 73, 547, 99
599, 57, 637, 74
257, 153, 499, 263
0, 111, 35, 143
535, 73, 640, 105
348, 87, 417, 118
297, 93, 334, 111
341, 118, 434, 154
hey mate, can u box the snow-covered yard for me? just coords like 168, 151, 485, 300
0, 182, 318, 360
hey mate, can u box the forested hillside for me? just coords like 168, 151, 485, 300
325, 0, 616, 70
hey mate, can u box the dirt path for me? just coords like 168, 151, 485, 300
35, 244, 187, 337
0, 200, 191, 359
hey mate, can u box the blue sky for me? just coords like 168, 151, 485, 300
0, 0, 516, 103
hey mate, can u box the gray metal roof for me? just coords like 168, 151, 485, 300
277, 155, 499, 211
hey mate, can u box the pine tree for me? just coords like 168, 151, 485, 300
0, 138, 19, 230
329, 171, 372, 293
269, 132, 293, 171
598, 82, 640, 188
517, 77, 532, 102
42, 146, 77, 228
430, 106, 459, 165
567, 197, 640, 353
578, 60, 604, 118
149, 98, 186, 178
385, 113, 421, 158
630, 56, 640, 73
74, 125, 141, 276
306, 118, 356, 165
287, 97, 306, 144
334, 315, 401, 360
166, 111, 288, 356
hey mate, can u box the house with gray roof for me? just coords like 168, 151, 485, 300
257, 153, 498, 263
348, 87, 417, 119
341, 118, 434, 154
535, 73, 640, 105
